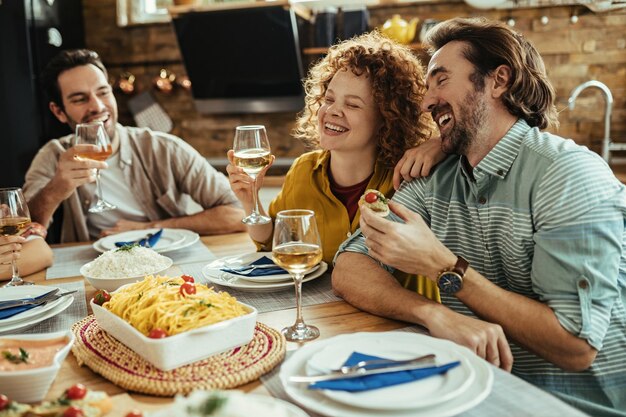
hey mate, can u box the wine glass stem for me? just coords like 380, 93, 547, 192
250, 176, 261, 217
293, 272, 306, 330
9, 258, 21, 285
95, 169, 104, 203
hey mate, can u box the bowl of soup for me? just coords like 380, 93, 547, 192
0, 330, 75, 402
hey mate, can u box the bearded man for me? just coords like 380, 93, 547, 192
332, 17, 626, 417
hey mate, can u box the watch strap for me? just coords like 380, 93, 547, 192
452, 256, 469, 277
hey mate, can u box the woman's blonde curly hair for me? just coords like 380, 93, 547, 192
293, 31, 434, 167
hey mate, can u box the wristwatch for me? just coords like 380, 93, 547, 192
436, 256, 469, 295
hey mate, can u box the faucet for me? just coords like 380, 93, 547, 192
568, 80, 614, 162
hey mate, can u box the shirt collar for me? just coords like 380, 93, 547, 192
474, 119, 529, 180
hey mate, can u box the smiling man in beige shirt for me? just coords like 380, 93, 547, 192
23, 49, 245, 242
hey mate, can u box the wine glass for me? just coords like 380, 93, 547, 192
232, 125, 272, 225
272, 209, 322, 342
0, 188, 33, 286
73, 121, 116, 213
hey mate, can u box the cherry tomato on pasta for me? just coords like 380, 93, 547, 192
364, 192, 378, 204
66, 383, 87, 400
179, 282, 196, 296
181, 275, 195, 283
92, 290, 111, 306
125, 410, 144, 417
0, 395, 10, 410
62, 406, 85, 417
148, 328, 168, 339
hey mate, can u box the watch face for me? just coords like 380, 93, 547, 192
438, 272, 463, 294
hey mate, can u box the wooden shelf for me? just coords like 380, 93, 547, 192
303, 42, 425, 55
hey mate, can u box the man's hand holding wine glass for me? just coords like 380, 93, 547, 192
49, 144, 108, 201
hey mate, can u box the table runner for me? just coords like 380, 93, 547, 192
260, 326, 590, 417
24, 281, 87, 334
47, 241, 215, 279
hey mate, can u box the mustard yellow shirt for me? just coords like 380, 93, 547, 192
257, 150, 439, 302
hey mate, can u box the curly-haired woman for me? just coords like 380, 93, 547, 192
227, 31, 443, 301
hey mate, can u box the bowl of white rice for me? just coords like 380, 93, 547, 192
80, 246, 173, 292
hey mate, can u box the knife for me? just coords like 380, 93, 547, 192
0, 288, 60, 311
289, 361, 459, 383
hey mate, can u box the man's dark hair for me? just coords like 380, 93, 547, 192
41, 49, 107, 110
424, 17, 558, 130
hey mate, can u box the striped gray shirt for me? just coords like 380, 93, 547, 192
339, 119, 626, 416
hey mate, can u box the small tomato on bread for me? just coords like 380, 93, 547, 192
359, 189, 390, 217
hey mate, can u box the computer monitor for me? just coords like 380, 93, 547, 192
172, 4, 305, 114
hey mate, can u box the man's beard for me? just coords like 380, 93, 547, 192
441, 89, 488, 156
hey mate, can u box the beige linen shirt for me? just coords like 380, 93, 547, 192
24, 124, 238, 242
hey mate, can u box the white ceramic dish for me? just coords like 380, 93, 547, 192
80, 256, 173, 292
148, 390, 308, 417
304, 333, 475, 410
91, 294, 258, 371
0, 296, 74, 335
0, 330, 75, 402
93, 228, 199, 254
202, 261, 328, 292
280, 332, 493, 417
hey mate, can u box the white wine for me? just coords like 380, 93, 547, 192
233, 148, 271, 175
273, 243, 323, 274
0, 217, 30, 236
75, 144, 112, 161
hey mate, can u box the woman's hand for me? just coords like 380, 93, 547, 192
226, 149, 274, 213
393, 136, 447, 190
0, 235, 25, 264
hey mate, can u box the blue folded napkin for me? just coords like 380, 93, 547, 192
310, 351, 460, 392
115, 228, 163, 248
0, 290, 57, 320
220, 256, 286, 277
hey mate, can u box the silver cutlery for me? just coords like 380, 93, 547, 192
0, 289, 76, 311
332, 353, 436, 374
0, 288, 59, 311
289, 360, 446, 384
224, 264, 284, 274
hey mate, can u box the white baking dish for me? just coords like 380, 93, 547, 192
90, 297, 257, 371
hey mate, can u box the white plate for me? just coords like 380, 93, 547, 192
0, 295, 74, 335
148, 390, 308, 417
203, 252, 321, 284
280, 332, 493, 417
93, 228, 199, 254
304, 333, 475, 410
0, 286, 65, 326
202, 258, 328, 292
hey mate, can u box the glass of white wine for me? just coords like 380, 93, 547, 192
232, 125, 272, 225
0, 188, 33, 286
73, 121, 116, 213
272, 209, 322, 342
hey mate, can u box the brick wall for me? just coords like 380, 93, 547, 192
83, 0, 626, 163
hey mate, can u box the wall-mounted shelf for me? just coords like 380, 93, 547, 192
303, 42, 425, 55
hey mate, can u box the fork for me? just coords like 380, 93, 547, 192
332, 353, 437, 374
0, 288, 60, 311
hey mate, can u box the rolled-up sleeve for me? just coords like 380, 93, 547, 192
532, 150, 625, 350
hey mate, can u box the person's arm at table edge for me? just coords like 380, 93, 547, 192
0, 238, 53, 279
150, 203, 246, 235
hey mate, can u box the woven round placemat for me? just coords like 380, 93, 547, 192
71, 315, 285, 396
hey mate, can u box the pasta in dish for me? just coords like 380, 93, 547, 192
104, 276, 248, 337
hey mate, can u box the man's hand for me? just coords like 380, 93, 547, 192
393, 136, 446, 190
50, 145, 108, 201
100, 219, 152, 237
428, 307, 514, 371
360, 200, 455, 278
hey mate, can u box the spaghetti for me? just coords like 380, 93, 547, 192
104, 276, 248, 337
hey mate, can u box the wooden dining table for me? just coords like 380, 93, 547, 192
25, 232, 407, 413
22, 231, 590, 417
